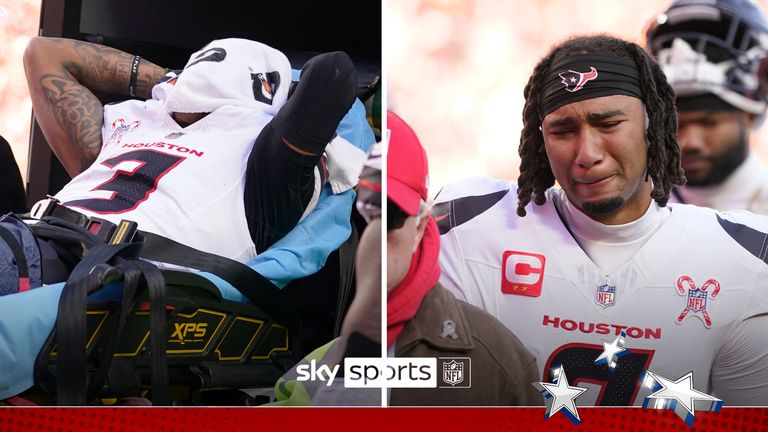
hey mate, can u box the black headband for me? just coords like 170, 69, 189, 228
539, 53, 644, 120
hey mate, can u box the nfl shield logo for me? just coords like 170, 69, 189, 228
442, 360, 464, 386
595, 284, 616, 308
675, 276, 720, 328
686, 289, 707, 312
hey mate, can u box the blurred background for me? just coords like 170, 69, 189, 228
0, 0, 38, 184
387, 0, 768, 195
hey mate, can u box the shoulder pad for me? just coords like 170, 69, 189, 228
717, 214, 768, 265
432, 188, 509, 235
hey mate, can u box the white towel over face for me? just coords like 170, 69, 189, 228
164, 38, 291, 116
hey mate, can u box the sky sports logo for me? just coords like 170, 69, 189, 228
296, 357, 471, 388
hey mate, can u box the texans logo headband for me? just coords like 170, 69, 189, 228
539, 53, 644, 120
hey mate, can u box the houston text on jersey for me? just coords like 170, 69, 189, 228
121, 142, 205, 157
543, 315, 662, 339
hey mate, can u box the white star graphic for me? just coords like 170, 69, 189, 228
642, 370, 722, 427
533, 367, 588, 425
570, 77, 577, 82
594, 331, 629, 370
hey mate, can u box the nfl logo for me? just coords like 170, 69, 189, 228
442, 360, 464, 386
595, 284, 616, 308
675, 276, 719, 328
687, 289, 707, 312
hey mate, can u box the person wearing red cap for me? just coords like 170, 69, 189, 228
386, 111, 541, 406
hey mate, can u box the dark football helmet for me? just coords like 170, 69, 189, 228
646, 0, 768, 115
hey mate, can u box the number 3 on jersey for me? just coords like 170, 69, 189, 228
545, 343, 655, 406
65, 149, 185, 214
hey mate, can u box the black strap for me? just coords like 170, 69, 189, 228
56, 242, 140, 405
49, 204, 89, 227
56, 242, 171, 405
30, 216, 103, 259
0, 225, 29, 290
86, 261, 138, 400
140, 231, 297, 326
134, 260, 169, 405
34, 215, 296, 326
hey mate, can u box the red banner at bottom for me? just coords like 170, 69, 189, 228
0, 407, 764, 431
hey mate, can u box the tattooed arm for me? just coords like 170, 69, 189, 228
23, 37, 168, 176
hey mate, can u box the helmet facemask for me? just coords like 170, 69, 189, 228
647, 0, 768, 116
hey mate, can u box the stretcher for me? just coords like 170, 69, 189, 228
0, 96, 375, 405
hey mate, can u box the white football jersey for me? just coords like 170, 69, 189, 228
435, 177, 768, 406
670, 154, 768, 215
54, 97, 295, 263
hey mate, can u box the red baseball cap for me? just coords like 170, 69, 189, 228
387, 111, 429, 216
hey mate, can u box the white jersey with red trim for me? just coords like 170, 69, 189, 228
54, 97, 281, 263
434, 177, 768, 406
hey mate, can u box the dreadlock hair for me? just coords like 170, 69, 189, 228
516, 34, 686, 217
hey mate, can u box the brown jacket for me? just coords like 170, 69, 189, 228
390, 283, 543, 406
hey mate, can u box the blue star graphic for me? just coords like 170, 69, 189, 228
594, 331, 630, 370
532, 366, 588, 425
641, 370, 722, 427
